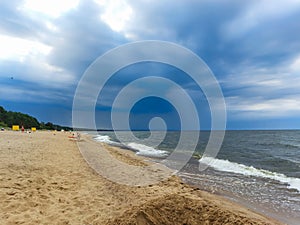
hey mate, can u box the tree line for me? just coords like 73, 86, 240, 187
0, 106, 72, 131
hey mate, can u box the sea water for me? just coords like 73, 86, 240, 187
93, 130, 300, 225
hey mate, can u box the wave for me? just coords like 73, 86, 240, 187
127, 143, 169, 158
94, 135, 119, 145
200, 157, 300, 192
94, 135, 168, 158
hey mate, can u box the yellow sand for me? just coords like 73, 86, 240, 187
0, 131, 282, 224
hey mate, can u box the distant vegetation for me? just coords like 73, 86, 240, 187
0, 106, 72, 131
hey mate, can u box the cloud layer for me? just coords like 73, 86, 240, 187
1, 0, 300, 128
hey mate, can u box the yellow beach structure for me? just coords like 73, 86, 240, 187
12, 125, 19, 131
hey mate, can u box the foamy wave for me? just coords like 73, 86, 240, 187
127, 143, 169, 158
200, 157, 300, 192
94, 135, 117, 145
93, 135, 168, 157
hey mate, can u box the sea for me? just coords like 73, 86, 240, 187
89, 130, 300, 225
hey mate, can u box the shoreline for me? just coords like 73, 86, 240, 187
0, 131, 283, 224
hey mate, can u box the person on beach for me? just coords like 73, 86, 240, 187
76, 132, 81, 141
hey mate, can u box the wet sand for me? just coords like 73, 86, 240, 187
0, 131, 283, 224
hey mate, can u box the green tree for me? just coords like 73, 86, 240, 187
0, 105, 72, 130
0, 106, 7, 122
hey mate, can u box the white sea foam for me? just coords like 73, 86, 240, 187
127, 142, 168, 158
94, 135, 168, 157
94, 135, 117, 145
200, 156, 300, 192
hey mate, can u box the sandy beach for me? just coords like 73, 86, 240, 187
0, 131, 283, 225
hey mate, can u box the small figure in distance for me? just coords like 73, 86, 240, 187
76, 132, 81, 141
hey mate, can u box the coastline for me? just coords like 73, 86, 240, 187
0, 131, 283, 224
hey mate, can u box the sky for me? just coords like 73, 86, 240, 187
1, 0, 300, 130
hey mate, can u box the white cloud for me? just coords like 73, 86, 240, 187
21, 0, 79, 18
290, 55, 300, 72
227, 96, 300, 118
222, 53, 300, 91
223, 54, 300, 119
0, 34, 74, 87
95, 0, 133, 34
24, 60, 75, 86
0, 34, 51, 62
224, 0, 300, 39
45, 21, 58, 32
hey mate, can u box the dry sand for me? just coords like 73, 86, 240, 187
0, 131, 283, 225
